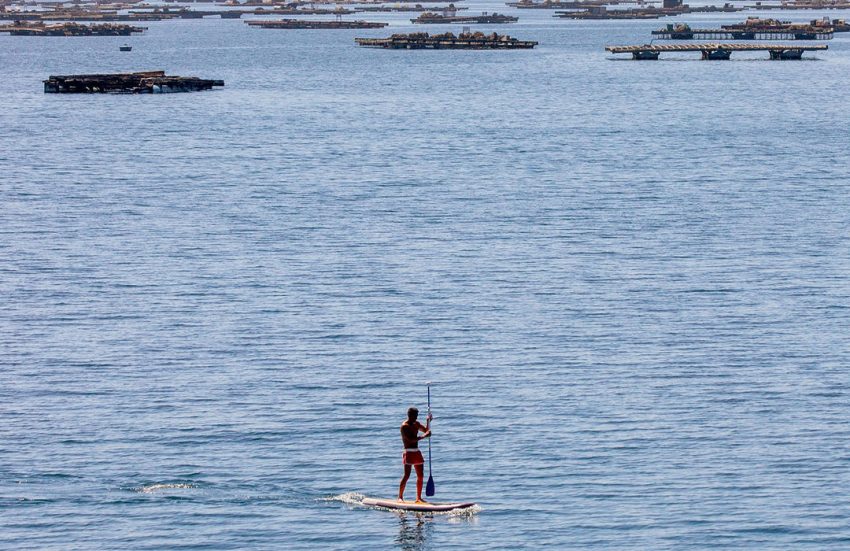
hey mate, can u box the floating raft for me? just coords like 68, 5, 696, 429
0, 22, 147, 35
357, 4, 467, 12
44, 71, 224, 93
722, 16, 849, 32
557, 8, 668, 19
748, 1, 850, 9
246, 19, 387, 28
606, 42, 828, 59
251, 7, 355, 15
507, 0, 657, 7
411, 12, 518, 23
652, 25, 833, 39
356, 31, 538, 48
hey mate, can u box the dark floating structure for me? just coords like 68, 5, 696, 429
251, 6, 355, 15
412, 11, 518, 23
556, 0, 741, 19
724, 16, 849, 32
246, 18, 387, 28
605, 42, 828, 59
44, 71, 224, 94
357, 4, 467, 12
356, 31, 538, 49
748, 0, 850, 9
0, 22, 146, 35
508, 0, 656, 7
653, 22, 833, 39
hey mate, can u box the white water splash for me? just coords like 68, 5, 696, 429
136, 483, 196, 494
321, 492, 367, 506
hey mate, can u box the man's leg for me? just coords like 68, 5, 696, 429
414, 464, 425, 502
398, 464, 412, 501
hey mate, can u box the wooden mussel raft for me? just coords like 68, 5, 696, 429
652, 22, 833, 39
508, 0, 656, 7
44, 71, 224, 93
356, 31, 538, 49
0, 22, 146, 35
357, 4, 467, 12
250, 6, 354, 15
412, 11, 517, 23
246, 18, 387, 28
605, 42, 828, 59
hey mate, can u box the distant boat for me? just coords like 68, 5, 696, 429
120, 44, 132, 51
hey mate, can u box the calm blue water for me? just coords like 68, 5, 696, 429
2, 4, 850, 549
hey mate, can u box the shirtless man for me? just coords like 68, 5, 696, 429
398, 406, 432, 503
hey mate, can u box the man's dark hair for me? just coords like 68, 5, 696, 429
407, 407, 419, 420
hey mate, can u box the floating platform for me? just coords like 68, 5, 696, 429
606, 42, 828, 59
357, 4, 467, 12
44, 71, 224, 93
507, 0, 656, 7
748, 1, 850, 9
246, 19, 387, 28
0, 22, 146, 35
557, 8, 666, 18
356, 31, 538, 49
251, 7, 355, 15
721, 16, 848, 32
652, 24, 833, 39
411, 12, 517, 23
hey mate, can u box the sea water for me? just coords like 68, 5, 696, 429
2, 4, 850, 549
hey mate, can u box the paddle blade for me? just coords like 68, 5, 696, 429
426, 475, 435, 497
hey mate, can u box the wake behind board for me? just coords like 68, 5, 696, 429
362, 498, 476, 512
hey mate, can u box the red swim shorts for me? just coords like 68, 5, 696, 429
402, 449, 424, 466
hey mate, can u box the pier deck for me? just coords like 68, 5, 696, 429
606, 42, 828, 59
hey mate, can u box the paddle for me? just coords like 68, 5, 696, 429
426, 382, 435, 497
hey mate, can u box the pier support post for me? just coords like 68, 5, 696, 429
701, 49, 731, 60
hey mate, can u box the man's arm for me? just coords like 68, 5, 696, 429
417, 421, 431, 440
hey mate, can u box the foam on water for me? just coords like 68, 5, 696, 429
135, 483, 197, 494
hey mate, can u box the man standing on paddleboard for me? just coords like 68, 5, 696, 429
398, 406, 431, 503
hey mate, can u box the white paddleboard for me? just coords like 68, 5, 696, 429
362, 498, 476, 512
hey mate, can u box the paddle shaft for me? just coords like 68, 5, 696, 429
427, 385, 432, 470
426, 384, 435, 496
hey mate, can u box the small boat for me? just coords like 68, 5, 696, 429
119, 44, 132, 51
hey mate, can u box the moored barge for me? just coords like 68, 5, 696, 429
44, 71, 224, 93
412, 11, 517, 23
0, 22, 146, 35
356, 31, 538, 48
246, 18, 387, 28
652, 22, 833, 39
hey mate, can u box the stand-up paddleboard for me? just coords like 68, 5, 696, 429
362, 498, 476, 512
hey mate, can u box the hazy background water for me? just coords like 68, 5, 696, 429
2, 4, 850, 549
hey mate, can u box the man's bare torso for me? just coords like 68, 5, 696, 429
401, 421, 426, 449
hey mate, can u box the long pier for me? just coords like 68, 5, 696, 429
605, 42, 828, 59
